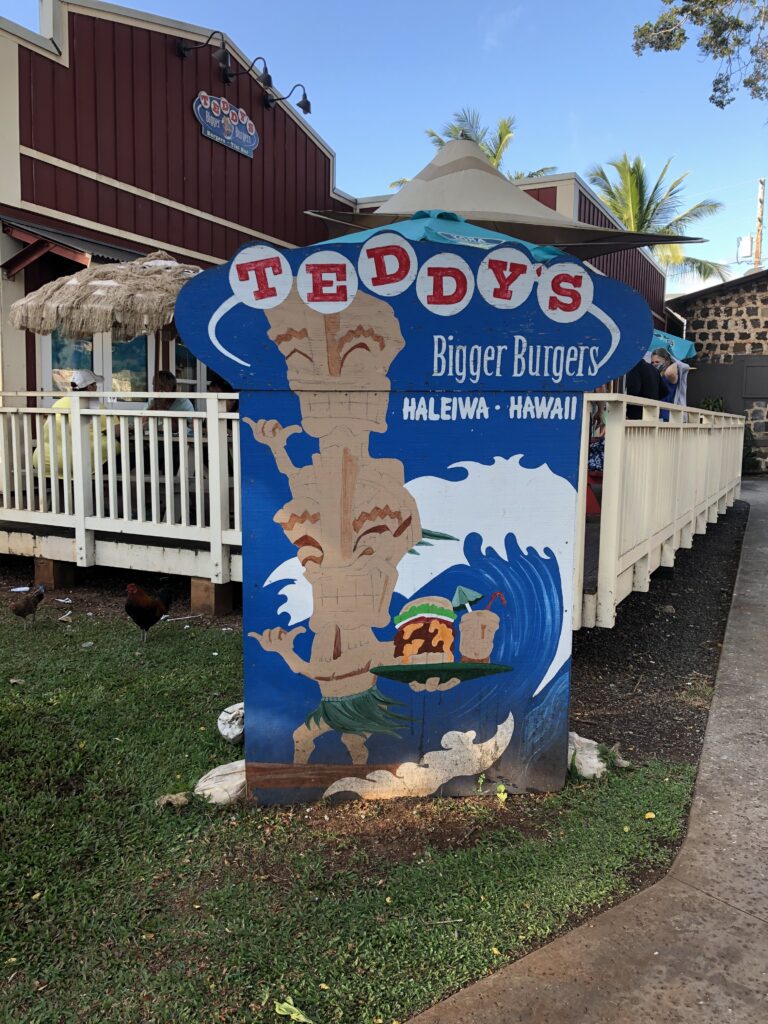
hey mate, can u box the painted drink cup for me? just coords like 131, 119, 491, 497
458, 610, 500, 663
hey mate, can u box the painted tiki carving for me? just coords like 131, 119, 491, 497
244, 291, 420, 764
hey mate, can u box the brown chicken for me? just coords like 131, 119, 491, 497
125, 583, 172, 641
12, 585, 45, 628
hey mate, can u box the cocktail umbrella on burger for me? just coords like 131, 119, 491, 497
452, 586, 483, 614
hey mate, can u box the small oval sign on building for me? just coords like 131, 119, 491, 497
193, 91, 259, 158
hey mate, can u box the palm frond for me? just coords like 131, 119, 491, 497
388, 177, 410, 190
507, 166, 558, 181
587, 154, 723, 238
665, 199, 724, 231
649, 242, 729, 281
450, 108, 486, 144
485, 116, 516, 167
666, 255, 730, 282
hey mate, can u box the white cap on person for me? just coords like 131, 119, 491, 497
71, 369, 103, 389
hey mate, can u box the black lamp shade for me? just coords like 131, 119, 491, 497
213, 46, 230, 67
297, 92, 311, 116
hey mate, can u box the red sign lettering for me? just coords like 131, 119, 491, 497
426, 267, 468, 306
305, 263, 348, 302
235, 256, 283, 301
487, 259, 528, 300
365, 244, 411, 287
548, 273, 583, 313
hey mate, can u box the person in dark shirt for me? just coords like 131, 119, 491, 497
625, 358, 662, 419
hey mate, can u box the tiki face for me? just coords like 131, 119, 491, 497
274, 452, 419, 631
265, 291, 405, 437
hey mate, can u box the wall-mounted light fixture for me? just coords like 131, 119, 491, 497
176, 29, 225, 59
222, 56, 272, 88
264, 83, 311, 116
212, 44, 232, 81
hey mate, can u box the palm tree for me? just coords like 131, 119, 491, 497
388, 108, 556, 189
586, 154, 727, 281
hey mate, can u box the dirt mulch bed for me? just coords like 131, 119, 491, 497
571, 499, 749, 764
0, 556, 243, 629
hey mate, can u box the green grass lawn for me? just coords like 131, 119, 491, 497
0, 611, 695, 1024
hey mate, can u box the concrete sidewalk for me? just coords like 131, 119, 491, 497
410, 479, 768, 1024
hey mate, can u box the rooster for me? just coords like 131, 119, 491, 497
125, 583, 172, 642
11, 585, 45, 628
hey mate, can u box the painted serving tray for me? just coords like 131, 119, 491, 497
371, 662, 512, 685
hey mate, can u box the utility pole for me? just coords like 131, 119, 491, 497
756, 177, 765, 269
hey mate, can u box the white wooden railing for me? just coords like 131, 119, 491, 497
573, 395, 744, 629
0, 392, 745, 621
0, 391, 240, 584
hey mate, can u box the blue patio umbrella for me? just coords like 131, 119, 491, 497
314, 209, 565, 263
650, 328, 697, 362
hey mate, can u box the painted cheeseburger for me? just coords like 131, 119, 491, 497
393, 597, 457, 665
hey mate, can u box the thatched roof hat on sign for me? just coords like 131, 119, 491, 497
10, 250, 201, 341
307, 140, 702, 259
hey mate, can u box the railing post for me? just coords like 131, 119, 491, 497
571, 396, 590, 631
205, 395, 231, 585
595, 398, 626, 628
69, 394, 95, 565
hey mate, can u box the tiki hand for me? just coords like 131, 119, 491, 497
409, 676, 461, 693
249, 626, 308, 675
243, 418, 301, 477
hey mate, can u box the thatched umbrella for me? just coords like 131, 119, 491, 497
10, 250, 201, 341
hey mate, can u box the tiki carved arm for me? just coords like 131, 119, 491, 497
248, 626, 310, 677
243, 418, 302, 480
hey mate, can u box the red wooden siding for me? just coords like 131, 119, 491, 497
18, 12, 352, 261
520, 185, 557, 211
577, 191, 665, 322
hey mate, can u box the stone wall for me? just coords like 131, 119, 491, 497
746, 401, 768, 472
672, 273, 768, 365
670, 272, 768, 472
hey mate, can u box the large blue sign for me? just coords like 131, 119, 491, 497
175, 215, 651, 804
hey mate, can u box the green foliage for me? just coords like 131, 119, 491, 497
586, 153, 727, 281
701, 395, 726, 411
634, 1, 768, 108
274, 996, 315, 1022
743, 422, 762, 472
389, 109, 557, 189
0, 612, 695, 1023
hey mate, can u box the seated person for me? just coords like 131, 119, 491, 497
33, 369, 119, 477
144, 370, 195, 415
140, 371, 194, 475
207, 371, 239, 414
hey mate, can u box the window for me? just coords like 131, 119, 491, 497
41, 331, 155, 409
174, 337, 207, 394
50, 330, 94, 392
110, 335, 148, 399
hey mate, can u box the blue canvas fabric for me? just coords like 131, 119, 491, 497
651, 329, 697, 362
318, 209, 563, 263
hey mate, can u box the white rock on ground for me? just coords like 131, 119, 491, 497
155, 792, 190, 809
194, 760, 246, 805
568, 731, 632, 780
217, 702, 245, 744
